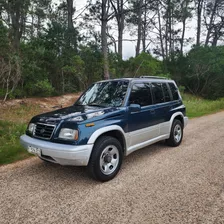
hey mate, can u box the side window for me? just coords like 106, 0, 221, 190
168, 83, 179, 101
129, 83, 152, 107
151, 83, 165, 104
162, 83, 171, 102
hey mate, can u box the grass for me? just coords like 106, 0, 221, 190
1, 104, 42, 123
0, 120, 32, 165
182, 93, 224, 118
0, 93, 224, 165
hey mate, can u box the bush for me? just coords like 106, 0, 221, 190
31, 79, 55, 97
168, 46, 224, 99
124, 52, 162, 77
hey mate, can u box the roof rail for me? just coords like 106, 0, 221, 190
140, 76, 167, 79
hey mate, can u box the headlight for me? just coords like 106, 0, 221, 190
59, 128, 79, 140
69, 116, 84, 121
28, 123, 36, 134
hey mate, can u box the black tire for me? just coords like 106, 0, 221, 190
88, 136, 123, 182
166, 119, 183, 147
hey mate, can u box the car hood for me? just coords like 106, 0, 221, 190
31, 105, 124, 124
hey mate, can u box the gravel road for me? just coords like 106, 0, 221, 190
1, 111, 224, 224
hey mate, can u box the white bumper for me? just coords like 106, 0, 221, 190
20, 135, 93, 166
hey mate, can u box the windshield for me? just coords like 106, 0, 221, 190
75, 80, 129, 107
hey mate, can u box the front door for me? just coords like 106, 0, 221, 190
127, 83, 159, 147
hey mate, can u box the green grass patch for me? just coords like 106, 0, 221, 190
182, 93, 224, 118
0, 120, 32, 165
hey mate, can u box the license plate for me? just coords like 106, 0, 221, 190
28, 146, 41, 156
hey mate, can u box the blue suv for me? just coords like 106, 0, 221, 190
20, 77, 188, 181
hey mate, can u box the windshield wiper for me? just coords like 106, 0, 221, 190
87, 103, 105, 108
74, 103, 85, 106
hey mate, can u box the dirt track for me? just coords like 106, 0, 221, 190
1, 111, 224, 224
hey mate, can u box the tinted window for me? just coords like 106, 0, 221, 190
168, 82, 179, 100
151, 83, 164, 104
162, 83, 171, 102
129, 83, 152, 107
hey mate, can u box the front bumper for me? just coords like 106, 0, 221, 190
20, 135, 93, 166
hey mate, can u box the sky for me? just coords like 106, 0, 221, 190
73, 0, 197, 59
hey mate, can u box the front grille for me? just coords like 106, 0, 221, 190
34, 123, 55, 139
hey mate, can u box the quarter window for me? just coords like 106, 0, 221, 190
168, 83, 179, 101
151, 83, 165, 104
129, 83, 152, 107
162, 83, 171, 102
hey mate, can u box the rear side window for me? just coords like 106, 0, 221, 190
168, 83, 179, 100
129, 83, 152, 107
162, 83, 171, 102
151, 83, 164, 104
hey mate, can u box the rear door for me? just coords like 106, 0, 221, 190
151, 82, 172, 135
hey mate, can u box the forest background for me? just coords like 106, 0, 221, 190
0, 0, 224, 101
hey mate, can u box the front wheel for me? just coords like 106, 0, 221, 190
166, 119, 183, 147
88, 136, 123, 182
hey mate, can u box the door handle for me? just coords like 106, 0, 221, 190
149, 109, 155, 114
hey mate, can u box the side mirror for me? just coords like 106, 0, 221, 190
129, 104, 141, 113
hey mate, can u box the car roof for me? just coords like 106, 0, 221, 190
96, 77, 175, 83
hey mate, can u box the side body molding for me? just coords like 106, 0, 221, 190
87, 112, 186, 157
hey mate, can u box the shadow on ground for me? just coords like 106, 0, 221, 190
20, 140, 170, 187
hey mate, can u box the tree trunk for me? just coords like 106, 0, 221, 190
10, 4, 21, 50
37, 15, 41, 37
205, 1, 217, 46
180, 0, 189, 55
211, 23, 223, 46
142, 0, 147, 53
101, 0, 110, 79
157, 3, 165, 61
110, 0, 124, 58
212, 33, 218, 46
136, 0, 143, 56
180, 19, 186, 55
67, 0, 74, 29
118, 0, 124, 58
118, 26, 123, 57
168, 0, 173, 57
196, 0, 204, 46
31, 6, 34, 38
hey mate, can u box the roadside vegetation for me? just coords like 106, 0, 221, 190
0, 120, 31, 165
182, 93, 224, 118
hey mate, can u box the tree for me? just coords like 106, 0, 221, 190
124, 52, 162, 77
169, 46, 224, 99
1, 0, 30, 50
204, 0, 224, 46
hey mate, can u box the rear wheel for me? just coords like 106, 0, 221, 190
88, 136, 123, 181
166, 119, 183, 147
